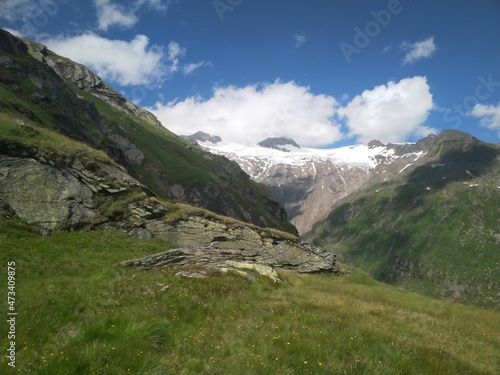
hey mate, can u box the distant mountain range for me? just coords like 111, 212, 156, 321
186, 131, 436, 235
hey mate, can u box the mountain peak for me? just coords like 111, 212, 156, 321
181, 131, 222, 144
258, 137, 300, 152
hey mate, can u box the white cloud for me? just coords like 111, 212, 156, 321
183, 62, 206, 75
94, 0, 168, 31
470, 102, 500, 136
401, 37, 437, 65
166, 41, 185, 74
294, 33, 307, 48
42, 32, 175, 86
337, 76, 436, 143
94, 0, 137, 31
149, 81, 343, 147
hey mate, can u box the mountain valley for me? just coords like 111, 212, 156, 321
186, 130, 500, 307
0, 28, 499, 374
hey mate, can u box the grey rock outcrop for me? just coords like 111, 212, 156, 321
0, 153, 145, 232
122, 214, 338, 278
0, 156, 97, 231
123, 247, 284, 282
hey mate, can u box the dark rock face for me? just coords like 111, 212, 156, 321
181, 131, 222, 144
258, 137, 300, 151
108, 134, 145, 165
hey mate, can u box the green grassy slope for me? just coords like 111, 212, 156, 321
310, 134, 500, 308
0, 219, 499, 375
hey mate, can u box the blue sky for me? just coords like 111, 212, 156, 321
1, 0, 499, 147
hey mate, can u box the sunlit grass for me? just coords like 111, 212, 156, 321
0, 220, 499, 374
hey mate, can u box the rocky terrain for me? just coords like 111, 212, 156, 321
2, 29, 498, 309
0, 136, 337, 279
0, 28, 343, 280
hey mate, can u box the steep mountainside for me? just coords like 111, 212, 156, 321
309, 130, 500, 308
0, 29, 294, 233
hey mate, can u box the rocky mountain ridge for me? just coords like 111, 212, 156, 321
258, 136, 301, 151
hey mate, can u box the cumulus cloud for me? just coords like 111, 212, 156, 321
401, 37, 437, 65
337, 76, 436, 143
470, 102, 500, 136
149, 81, 343, 147
294, 33, 307, 48
94, 0, 168, 31
42, 32, 172, 86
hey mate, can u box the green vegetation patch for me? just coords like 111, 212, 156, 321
310, 155, 500, 308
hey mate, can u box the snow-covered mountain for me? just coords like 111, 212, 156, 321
188, 133, 435, 235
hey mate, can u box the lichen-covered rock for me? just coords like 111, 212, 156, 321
0, 156, 97, 231
122, 215, 338, 275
